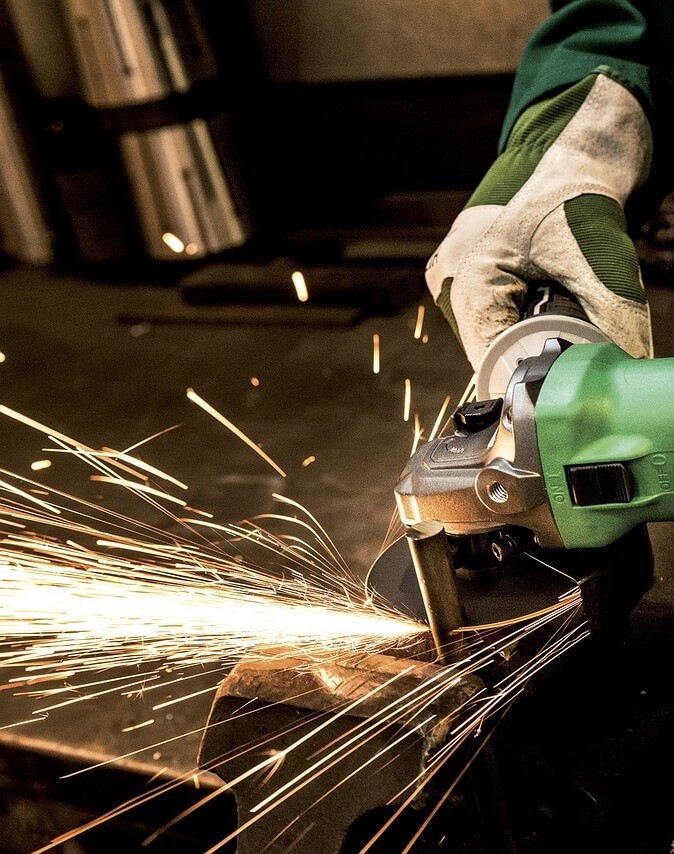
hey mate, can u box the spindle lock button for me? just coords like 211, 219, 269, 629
455, 398, 503, 432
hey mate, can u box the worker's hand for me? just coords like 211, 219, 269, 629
425, 71, 654, 371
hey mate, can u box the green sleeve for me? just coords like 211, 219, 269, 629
499, 0, 674, 191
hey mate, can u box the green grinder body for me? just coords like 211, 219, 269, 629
535, 342, 674, 548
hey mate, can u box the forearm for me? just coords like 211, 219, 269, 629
501, 0, 674, 206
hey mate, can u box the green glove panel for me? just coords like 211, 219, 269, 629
564, 194, 645, 304
469, 75, 600, 208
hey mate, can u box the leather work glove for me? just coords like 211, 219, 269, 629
425, 70, 654, 371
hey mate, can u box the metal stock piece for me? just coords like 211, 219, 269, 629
405, 521, 464, 663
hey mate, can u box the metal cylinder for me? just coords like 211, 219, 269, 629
60, 0, 251, 260
0, 73, 53, 265
118, 120, 247, 260
405, 520, 465, 664
60, 0, 218, 109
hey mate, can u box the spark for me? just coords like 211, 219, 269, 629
414, 304, 425, 339
0, 405, 147, 481
122, 424, 181, 454
121, 719, 154, 732
1, 715, 47, 730
0, 457, 420, 702
186, 388, 286, 478
147, 766, 170, 785
0, 351, 5, 362
459, 374, 477, 407
196, 592, 586, 854
161, 232, 185, 253
422, 334, 429, 344
0, 407, 426, 854
302, 455, 316, 467
0, 475, 60, 513
429, 394, 451, 441
30, 459, 52, 471
250, 376, 260, 387
291, 271, 309, 302
100, 448, 188, 490
152, 687, 216, 710
372, 334, 380, 374
0, 553, 416, 673
403, 378, 411, 422
89, 475, 187, 506
411, 413, 423, 454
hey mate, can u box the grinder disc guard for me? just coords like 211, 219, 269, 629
367, 535, 579, 628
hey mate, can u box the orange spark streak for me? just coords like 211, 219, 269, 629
100, 448, 188, 490
372, 334, 380, 374
414, 304, 425, 339
0, 405, 144, 481
121, 719, 154, 732
429, 394, 451, 441
89, 476, 187, 506
0, 475, 60, 514
403, 379, 411, 422
121, 424, 181, 454
291, 271, 309, 302
411, 413, 423, 454
152, 686, 216, 710
186, 388, 286, 478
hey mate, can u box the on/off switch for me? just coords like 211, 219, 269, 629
566, 462, 634, 506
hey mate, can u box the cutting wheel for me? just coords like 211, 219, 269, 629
366, 535, 577, 628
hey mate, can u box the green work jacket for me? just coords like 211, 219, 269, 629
501, 0, 674, 194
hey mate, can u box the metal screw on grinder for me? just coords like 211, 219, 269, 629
492, 532, 519, 563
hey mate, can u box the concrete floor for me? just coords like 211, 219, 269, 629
0, 260, 673, 852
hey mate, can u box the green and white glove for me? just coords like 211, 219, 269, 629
425, 70, 654, 371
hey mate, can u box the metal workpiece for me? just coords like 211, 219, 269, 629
395, 340, 566, 548
61, 0, 218, 108
198, 648, 485, 854
119, 120, 249, 259
405, 521, 465, 664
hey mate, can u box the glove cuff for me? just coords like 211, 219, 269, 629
467, 70, 653, 210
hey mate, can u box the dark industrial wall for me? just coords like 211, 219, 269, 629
246, 0, 548, 82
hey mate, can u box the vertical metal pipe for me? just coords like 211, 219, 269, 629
406, 521, 519, 851
405, 520, 464, 664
